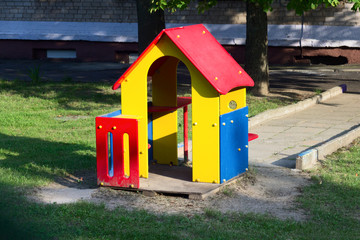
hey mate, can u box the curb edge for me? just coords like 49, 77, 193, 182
296, 125, 360, 170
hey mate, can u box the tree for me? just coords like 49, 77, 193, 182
245, 0, 269, 95
136, 0, 165, 54
150, 0, 360, 96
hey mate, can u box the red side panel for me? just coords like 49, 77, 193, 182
96, 117, 139, 188
248, 133, 259, 142
164, 24, 254, 94
148, 96, 191, 113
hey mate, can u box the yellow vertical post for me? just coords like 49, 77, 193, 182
190, 66, 220, 184
121, 45, 165, 178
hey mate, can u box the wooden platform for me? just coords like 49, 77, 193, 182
137, 164, 223, 200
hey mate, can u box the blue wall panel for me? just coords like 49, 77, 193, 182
148, 114, 153, 163
100, 109, 122, 118
220, 107, 248, 182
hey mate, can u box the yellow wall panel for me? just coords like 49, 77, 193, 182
152, 57, 179, 165
191, 67, 220, 184
123, 133, 130, 177
156, 36, 193, 67
220, 87, 246, 115
121, 44, 165, 178
152, 111, 178, 165
152, 57, 179, 105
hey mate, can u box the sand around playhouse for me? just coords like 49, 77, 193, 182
28, 86, 317, 222
29, 166, 311, 222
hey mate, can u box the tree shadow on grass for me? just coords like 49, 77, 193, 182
0, 183, 107, 240
0, 132, 99, 239
0, 80, 121, 111
0, 132, 97, 188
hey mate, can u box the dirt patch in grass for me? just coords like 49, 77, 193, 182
29, 166, 311, 222
211, 167, 311, 221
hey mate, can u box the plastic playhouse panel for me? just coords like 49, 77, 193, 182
191, 67, 220, 184
96, 116, 140, 188
153, 111, 178, 165
115, 34, 195, 178
164, 24, 254, 94
220, 107, 249, 182
113, 24, 254, 94
152, 56, 179, 165
219, 87, 246, 115
100, 109, 122, 118
120, 46, 166, 178
123, 133, 130, 177
248, 133, 259, 142
109, 132, 114, 177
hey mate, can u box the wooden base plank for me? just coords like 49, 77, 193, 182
107, 164, 244, 199
138, 164, 221, 199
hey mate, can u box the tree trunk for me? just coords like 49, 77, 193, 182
136, 0, 165, 54
245, 0, 269, 96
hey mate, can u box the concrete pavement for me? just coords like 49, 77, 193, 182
249, 92, 360, 169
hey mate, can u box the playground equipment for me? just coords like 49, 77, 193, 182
96, 24, 258, 189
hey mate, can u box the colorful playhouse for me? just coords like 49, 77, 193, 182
95, 24, 258, 189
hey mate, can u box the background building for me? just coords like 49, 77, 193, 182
1, 0, 359, 64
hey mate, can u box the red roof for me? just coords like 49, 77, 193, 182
113, 24, 254, 94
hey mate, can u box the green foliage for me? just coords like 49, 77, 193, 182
313, 89, 323, 95
28, 65, 42, 83
151, 0, 217, 13
287, 0, 360, 15
248, 0, 273, 12
348, 0, 360, 11
151, 0, 360, 15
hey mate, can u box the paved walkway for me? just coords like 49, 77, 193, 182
249, 92, 360, 168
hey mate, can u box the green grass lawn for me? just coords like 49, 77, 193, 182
1, 79, 359, 239
247, 93, 295, 117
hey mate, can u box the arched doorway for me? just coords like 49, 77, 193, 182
147, 56, 192, 169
